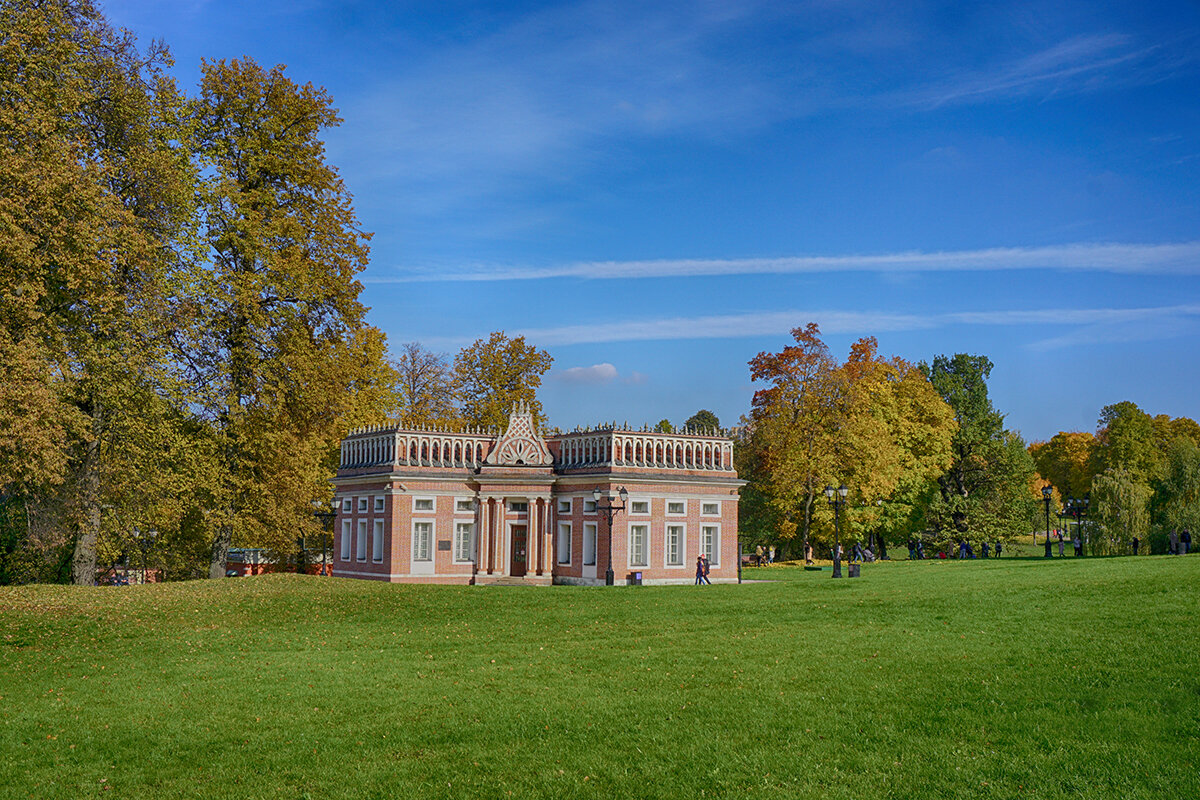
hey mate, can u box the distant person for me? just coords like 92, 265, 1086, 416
702, 554, 712, 585
908, 539, 917, 560
853, 542, 864, 562
1182, 529, 1191, 555
916, 541, 925, 559
981, 541, 990, 558
695, 555, 706, 586
1131, 536, 1140, 555
1072, 535, 1081, 557
1169, 530, 1179, 555
958, 539, 968, 559
805, 542, 814, 565
995, 540, 1002, 558
768, 546, 776, 563
966, 541, 976, 559
1058, 532, 1065, 558
755, 544, 764, 567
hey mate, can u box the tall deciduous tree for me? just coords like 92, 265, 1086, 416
685, 410, 720, 432
1092, 401, 1161, 484
1029, 431, 1096, 500
454, 332, 552, 429
395, 342, 459, 427
193, 58, 391, 578
0, 0, 195, 584
1091, 467, 1152, 555
922, 354, 1037, 545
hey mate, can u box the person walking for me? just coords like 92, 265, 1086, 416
768, 545, 776, 564
1072, 534, 1081, 557
1169, 529, 1179, 555
805, 541, 814, 565
701, 554, 712, 585
755, 544, 764, 567
916, 540, 925, 560
1182, 529, 1191, 554
695, 555, 706, 586
908, 538, 916, 560
1131, 536, 1140, 555
995, 540, 1002, 558
1057, 532, 1065, 558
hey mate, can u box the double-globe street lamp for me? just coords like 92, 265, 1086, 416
593, 486, 628, 586
824, 484, 849, 579
1065, 497, 1089, 556
1041, 485, 1054, 558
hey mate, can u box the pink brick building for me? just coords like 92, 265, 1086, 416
331, 404, 743, 585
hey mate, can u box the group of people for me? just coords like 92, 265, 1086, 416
694, 554, 713, 584
1167, 529, 1192, 555
1043, 530, 1082, 558
753, 544, 776, 566
905, 539, 1002, 560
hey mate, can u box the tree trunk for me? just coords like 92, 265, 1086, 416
71, 415, 102, 585
209, 521, 231, 579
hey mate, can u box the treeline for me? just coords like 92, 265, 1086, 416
1030, 402, 1200, 554
736, 324, 1200, 558
0, 2, 556, 585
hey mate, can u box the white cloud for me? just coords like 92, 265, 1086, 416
555, 362, 621, 384
363, 241, 1200, 283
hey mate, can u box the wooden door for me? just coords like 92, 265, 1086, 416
510, 525, 527, 577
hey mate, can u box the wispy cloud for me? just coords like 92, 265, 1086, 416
898, 34, 1178, 108
503, 303, 1200, 347
554, 363, 620, 384
363, 241, 1200, 283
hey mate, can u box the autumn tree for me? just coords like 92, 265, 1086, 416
921, 354, 1037, 546
744, 325, 956, 558
394, 342, 459, 427
454, 332, 553, 429
1092, 402, 1162, 484
192, 58, 393, 578
0, 0, 196, 584
1029, 431, 1096, 500
1091, 467, 1152, 555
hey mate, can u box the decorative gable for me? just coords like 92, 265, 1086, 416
485, 402, 553, 467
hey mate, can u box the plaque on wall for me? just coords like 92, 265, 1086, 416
437, 540, 452, 551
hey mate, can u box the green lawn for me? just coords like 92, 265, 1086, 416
2, 556, 1197, 799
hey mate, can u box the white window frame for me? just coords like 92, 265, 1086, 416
372, 520, 384, 563
454, 522, 474, 563
557, 522, 572, 564
665, 523, 685, 567
356, 520, 368, 561
455, 498, 474, 513
357, 497, 368, 513
630, 499, 650, 515
666, 500, 686, 516
341, 498, 352, 513
412, 521, 433, 562
340, 520, 351, 561
509, 501, 529, 513
629, 524, 649, 568
701, 524, 720, 566
584, 499, 597, 513
374, 496, 385, 512
557, 499, 571, 514
583, 522, 597, 566
701, 501, 720, 516
413, 496, 435, 513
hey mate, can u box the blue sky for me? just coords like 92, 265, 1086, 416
106, 0, 1200, 441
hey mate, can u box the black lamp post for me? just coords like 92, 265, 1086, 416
1066, 497, 1088, 556
824, 484, 848, 579
312, 500, 337, 576
1041, 485, 1053, 557
593, 486, 628, 586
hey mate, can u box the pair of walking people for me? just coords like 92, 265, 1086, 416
695, 554, 712, 585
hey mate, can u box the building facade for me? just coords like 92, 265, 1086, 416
331, 404, 743, 585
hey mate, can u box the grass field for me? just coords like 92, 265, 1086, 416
2, 555, 1198, 799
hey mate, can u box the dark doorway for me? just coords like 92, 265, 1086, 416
510, 526, 527, 577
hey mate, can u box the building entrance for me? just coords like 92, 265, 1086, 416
510, 525, 527, 577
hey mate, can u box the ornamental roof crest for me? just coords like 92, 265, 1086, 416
484, 402, 553, 467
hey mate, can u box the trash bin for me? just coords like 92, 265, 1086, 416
848, 563, 860, 578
